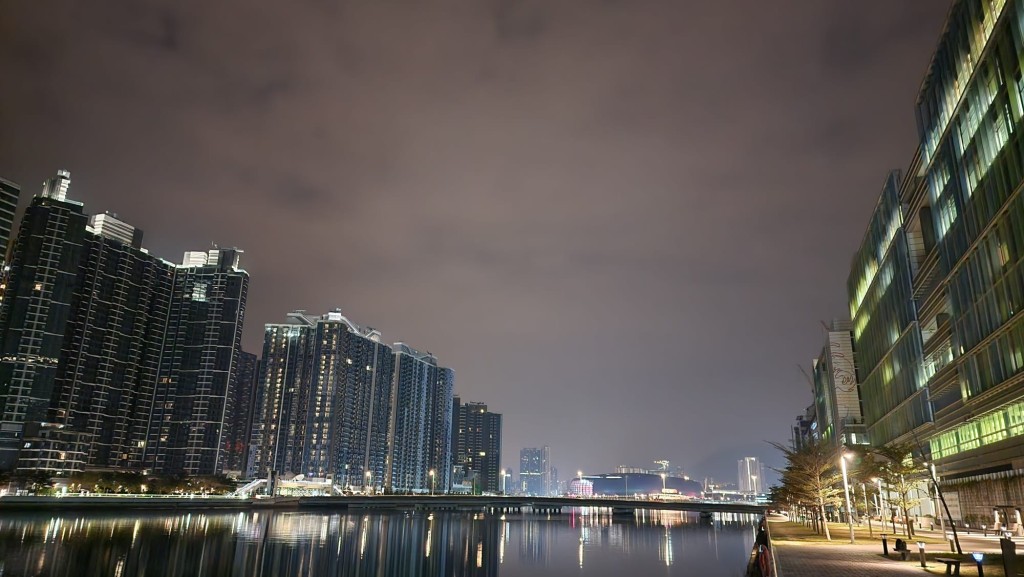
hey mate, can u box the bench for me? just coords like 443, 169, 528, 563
934, 557, 961, 575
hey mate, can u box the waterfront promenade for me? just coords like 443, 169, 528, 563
772, 521, 1018, 577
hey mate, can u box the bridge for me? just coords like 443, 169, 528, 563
298, 495, 765, 515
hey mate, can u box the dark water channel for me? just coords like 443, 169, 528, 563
0, 509, 758, 576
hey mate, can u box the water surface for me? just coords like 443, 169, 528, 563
0, 508, 757, 576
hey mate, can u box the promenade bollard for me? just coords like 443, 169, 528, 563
983, 524, 988, 537
972, 552, 984, 577
948, 533, 956, 553
881, 534, 889, 556
918, 542, 927, 568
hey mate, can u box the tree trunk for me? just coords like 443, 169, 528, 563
819, 500, 831, 541
903, 504, 913, 539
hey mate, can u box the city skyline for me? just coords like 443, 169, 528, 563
0, 2, 953, 481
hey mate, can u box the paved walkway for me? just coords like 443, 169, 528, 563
774, 541, 941, 577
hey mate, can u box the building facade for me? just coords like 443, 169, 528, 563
223, 350, 258, 474
248, 310, 453, 494
811, 320, 867, 447
737, 456, 763, 495
519, 446, 550, 495
837, 0, 1024, 522
0, 176, 21, 261
387, 344, 455, 493
912, 0, 1024, 519
451, 396, 502, 493
0, 171, 249, 475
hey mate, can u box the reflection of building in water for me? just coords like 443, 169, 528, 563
0, 510, 761, 576
517, 518, 555, 565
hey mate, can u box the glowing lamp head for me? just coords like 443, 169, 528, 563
971, 552, 984, 563
917, 542, 926, 549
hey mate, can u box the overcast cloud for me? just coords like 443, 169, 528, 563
0, 1, 949, 483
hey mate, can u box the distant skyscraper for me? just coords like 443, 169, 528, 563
737, 457, 763, 494
519, 446, 550, 495
451, 396, 502, 493
0, 176, 21, 261
0, 171, 249, 475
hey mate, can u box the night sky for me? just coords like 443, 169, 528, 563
0, 1, 950, 484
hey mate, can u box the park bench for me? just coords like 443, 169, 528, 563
934, 557, 961, 575
892, 539, 910, 560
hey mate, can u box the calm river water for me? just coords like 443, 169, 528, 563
0, 509, 758, 576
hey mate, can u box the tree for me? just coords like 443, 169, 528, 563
771, 437, 844, 540
862, 443, 922, 539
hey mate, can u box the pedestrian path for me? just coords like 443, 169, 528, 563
773, 541, 933, 577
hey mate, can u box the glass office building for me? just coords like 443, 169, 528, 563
847, 0, 1024, 520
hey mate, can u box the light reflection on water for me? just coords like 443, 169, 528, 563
0, 508, 757, 576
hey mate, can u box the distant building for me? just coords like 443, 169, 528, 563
737, 457, 763, 494
0, 171, 249, 475
792, 403, 817, 449
568, 477, 593, 497
519, 446, 550, 495
451, 396, 502, 493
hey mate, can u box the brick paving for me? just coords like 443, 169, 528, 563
773, 541, 939, 577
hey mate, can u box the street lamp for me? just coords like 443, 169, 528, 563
972, 552, 984, 577
429, 469, 436, 496
840, 452, 855, 544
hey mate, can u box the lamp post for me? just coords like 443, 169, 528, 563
972, 552, 984, 576
365, 470, 373, 495
840, 452, 855, 544
429, 469, 436, 496
918, 541, 927, 568
660, 473, 666, 493
500, 469, 506, 495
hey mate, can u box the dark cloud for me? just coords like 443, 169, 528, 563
0, 0, 949, 483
